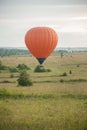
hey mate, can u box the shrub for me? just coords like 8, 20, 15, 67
46, 69, 51, 72
9, 67, 18, 72
17, 71, 32, 86
69, 70, 72, 74
1, 80, 11, 83
10, 74, 14, 78
34, 65, 51, 72
17, 64, 30, 70
60, 79, 64, 83
0, 65, 8, 70
77, 64, 80, 67
34, 65, 45, 72
60, 72, 67, 76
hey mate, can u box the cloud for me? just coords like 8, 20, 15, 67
1, 0, 87, 6
0, 2, 87, 47
58, 32, 87, 47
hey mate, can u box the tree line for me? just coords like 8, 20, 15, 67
0, 48, 30, 57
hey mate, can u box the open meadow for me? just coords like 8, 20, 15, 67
0, 52, 87, 130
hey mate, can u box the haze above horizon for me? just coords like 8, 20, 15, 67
0, 0, 87, 48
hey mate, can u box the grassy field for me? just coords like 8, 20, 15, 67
0, 52, 87, 130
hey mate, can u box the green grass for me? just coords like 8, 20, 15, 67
0, 88, 87, 100
0, 52, 87, 130
0, 98, 87, 130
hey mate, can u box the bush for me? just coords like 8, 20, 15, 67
34, 65, 45, 72
46, 69, 51, 72
9, 67, 18, 72
34, 65, 51, 72
60, 79, 64, 83
10, 74, 14, 78
60, 72, 67, 76
1, 80, 11, 83
69, 70, 72, 74
17, 71, 32, 86
17, 64, 30, 70
77, 64, 80, 67
0, 65, 8, 70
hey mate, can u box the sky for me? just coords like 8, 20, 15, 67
0, 0, 87, 48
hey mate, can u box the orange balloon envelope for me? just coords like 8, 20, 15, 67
25, 27, 58, 64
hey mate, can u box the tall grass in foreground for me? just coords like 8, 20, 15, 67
0, 98, 87, 130
0, 88, 87, 130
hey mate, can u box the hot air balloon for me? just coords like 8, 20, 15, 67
25, 27, 58, 64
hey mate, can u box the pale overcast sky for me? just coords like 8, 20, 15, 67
0, 0, 87, 48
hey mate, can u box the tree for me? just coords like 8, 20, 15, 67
60, 52, 63, 58
17, 71, 32, 86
